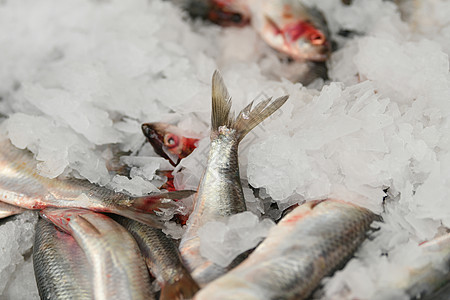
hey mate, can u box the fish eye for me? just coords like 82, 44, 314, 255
164, 134, 179, 148
231, 13, 242, 23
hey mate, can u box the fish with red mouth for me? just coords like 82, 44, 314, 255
183, 0, 331, 62
142, 122, 200, 167
248, 0, 331, 62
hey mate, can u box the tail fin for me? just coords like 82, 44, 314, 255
160, 273, 200, 300
211, 70, 289, 143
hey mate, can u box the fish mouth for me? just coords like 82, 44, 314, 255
141, 123, 178, 167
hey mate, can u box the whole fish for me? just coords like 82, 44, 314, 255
142, 122, 200, 167
0, 201, 25, 219
42, 208, 155, 300
249, 0, 331, 61
0, 138, 194, 228
114, 216, 200, 300
33, 217, 94, 300
195, 199, 377, 300
179, 70, 288, 286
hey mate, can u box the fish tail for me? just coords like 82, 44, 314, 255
211, 70, 289, 143
159, 274, 200, 300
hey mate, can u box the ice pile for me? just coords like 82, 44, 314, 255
0, 212, 38, 299
0, 0, 449, 298
198, 212, 275, 267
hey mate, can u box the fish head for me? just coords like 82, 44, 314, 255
40, 208, 81, 234
259, 3, 331, 62
207, 0, 251, 27
142, 122, 199, 166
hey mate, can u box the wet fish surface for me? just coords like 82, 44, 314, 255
42, 208, 155, 300
179, 70, 288, 286
195, 199, 377, 300
0, 201, 25, 219
33, 217, 93, 300
0, 137, 194, 228
115, 216, 200, 300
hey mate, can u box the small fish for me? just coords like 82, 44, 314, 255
33, 217, 94, 300
41, 208, 155, 300
114, 216, 200, 300
0, 138, 195, 228
142, 122, 200, 167
195, 199, 377, 300
179, 70, 288, 286
0, 201, 25, 219
249, 0, 331, 62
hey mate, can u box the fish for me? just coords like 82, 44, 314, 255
33, 217, 94, 300
0, 201, 25, 219
179, 70, 289, 286
178, 0, 251, 27
114, 216, 200, 300
249, 0, 331, 62
142, 122, 200, 167
0, 138, 195, 228
389, 232, 450, 299
41, 208, 155, 300
195, 199, 378, 300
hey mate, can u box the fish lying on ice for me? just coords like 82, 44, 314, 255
0, 137, 195, 228
179, 70, 288, 286
42, 208, 155, 300
33, 217, 94, 300
248, 0, 331, 62
114, 216, 200, 300
195, 199, 378, 300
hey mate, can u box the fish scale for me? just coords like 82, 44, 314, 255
33, 218, 93, 300
195, 199, 378, 300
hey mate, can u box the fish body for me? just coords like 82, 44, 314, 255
0, 138, 194, 228
33, 218, 94, 300
249, 0, 331, 61
394, 233, 450, 299
0, 201, 25, 218
41, 208, 154, 300
114, 216, 200, 300
142, 122, 200, 167
195, 199, 377, 300
179, 71, 288, 286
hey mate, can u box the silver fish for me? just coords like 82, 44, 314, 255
0, 138, 194, 228
33, 217, 94, 300
41, 208, 155, 300
0, 200, 25, 219
392, 232, 450, 299
179, 70, 288, 286
115, 216, 200, 300
195, 199, 377, 300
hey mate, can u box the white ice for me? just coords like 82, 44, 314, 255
0, 0, 449, 298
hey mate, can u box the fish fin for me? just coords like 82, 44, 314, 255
211, 70, 289, 143
233, 94, 289, 143
113, 207, 165, 229
211, 70, 233, 133
114, 190, 196, 229
160, 274, 200, 300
